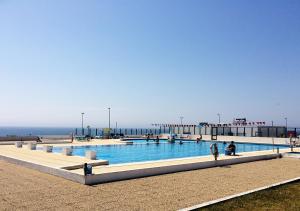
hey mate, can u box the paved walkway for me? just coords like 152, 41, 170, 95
0, 158, 299, 210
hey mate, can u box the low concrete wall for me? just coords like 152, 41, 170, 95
0, 140, 72, 146
84, 153, 280, 185
0, 136, 40, 142
0, 155, 85, 184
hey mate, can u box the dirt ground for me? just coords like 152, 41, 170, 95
0, 158, 300, 211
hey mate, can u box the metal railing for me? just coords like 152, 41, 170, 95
74, 126, 300, 138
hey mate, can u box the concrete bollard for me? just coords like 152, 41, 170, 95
62, 147, 73, 156
43, 145, 53, 153
85, 150, 96, 160
27, 142, 37, 150
15, 141, 23, 148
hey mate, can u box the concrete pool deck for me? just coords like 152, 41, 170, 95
0, 145, 109, 170
0, 158, 300, 210
0, 138, 299, 185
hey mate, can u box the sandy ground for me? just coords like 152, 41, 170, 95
0, 158, 299, 211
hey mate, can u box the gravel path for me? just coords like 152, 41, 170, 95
0, 158, 300, 210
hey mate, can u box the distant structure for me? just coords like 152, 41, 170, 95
203, 117, 286, 138
152, 117, 287, 138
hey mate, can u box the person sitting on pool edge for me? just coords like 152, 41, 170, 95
225, 141, 236, 156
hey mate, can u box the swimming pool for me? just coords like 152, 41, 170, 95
49, 140, 288, 165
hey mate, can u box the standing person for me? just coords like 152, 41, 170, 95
146, 134, 150, 142
210, 142, 219, 161
289, 134, 295, 152
156, 136, 160, 144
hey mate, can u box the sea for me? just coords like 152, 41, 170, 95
0, 127, 161, 137
0, 127, 76, 136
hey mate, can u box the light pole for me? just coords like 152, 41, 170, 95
285, 117, 288, 137
116, 121, 118, 134
180, 116, 184, 137
81, 112, 84, 135
284, 117, 288, 128
272, 120, 274, 151
180, 116, 184, 125
108, 107, 111, 135
217, 113, 221, 124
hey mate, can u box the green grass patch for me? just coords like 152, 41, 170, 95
199, 181, 300, 211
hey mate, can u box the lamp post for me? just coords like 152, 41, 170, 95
217, 113, 221, 124
180, 116, 184, 125
81, 112, 84, 135
272, 120, 274, 151
108, 108, 111, 137
285, 117, 288, 137
180, 116, 184, 137
115, 121, 118, 135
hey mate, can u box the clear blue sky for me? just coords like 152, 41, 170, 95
0, 0, 299, 128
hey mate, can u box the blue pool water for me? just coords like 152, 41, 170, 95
49, 140, 288, 164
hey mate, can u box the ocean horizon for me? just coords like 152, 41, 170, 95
0, 127, 160, 136
0, 127, 76, 136
1, 125, 299, 137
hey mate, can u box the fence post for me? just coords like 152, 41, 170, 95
236, 127, 239, 136
243, 127, 246, 136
